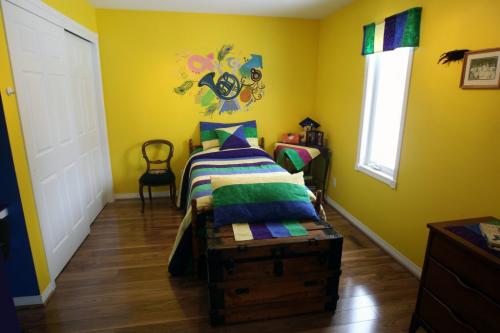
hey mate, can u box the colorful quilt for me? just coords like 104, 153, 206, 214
446, 220, 500, 258
169, 146, 294, 275
232, 221, 308, 241
275, 143, 321, 171
211, 173, 319, 227
200, 120, 258, 150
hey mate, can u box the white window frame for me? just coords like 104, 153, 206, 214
355, 47, 414, 188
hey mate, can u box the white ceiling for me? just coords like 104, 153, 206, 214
89, 0, 352, 19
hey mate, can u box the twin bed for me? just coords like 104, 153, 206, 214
168, 121, 324, 276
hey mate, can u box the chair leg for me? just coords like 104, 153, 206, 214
170, 182, 176, 207
148, 186, 152, 206
139, 183, 145, 213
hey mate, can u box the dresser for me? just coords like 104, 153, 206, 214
410, 217, 500, 333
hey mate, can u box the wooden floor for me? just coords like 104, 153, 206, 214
17, 199, 420, 332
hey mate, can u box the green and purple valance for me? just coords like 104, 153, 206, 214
362, 7, 422, 55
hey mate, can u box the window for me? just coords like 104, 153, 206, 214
356, 47, 414, 188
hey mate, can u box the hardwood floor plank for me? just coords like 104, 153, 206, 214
17, 200, 420, 332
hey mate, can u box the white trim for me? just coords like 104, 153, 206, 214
391, 47, 414, 187
13, 294, 42, 307
355, 164, 396, 188
13, 280, 55, 307
5, 0, 97, 43
355, 47, 414, 189
40, 280, 55, 303
114, 191, 171, 200
324, 195, 421, 278
92, 39, 114, 204
0, 208, 8, 219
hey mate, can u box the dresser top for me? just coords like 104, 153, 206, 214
428, 216, 500, 266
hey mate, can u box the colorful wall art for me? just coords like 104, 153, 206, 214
174, 45, 265, 116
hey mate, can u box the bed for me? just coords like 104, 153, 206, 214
168, 124, 323, 276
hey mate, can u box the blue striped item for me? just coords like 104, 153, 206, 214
211, 173, 319, 227
200, 120, 258, 150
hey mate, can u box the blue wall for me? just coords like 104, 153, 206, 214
0, 94, 39, 297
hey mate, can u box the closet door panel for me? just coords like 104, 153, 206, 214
3, 1, 107, 279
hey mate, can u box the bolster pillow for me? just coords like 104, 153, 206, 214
211, 173, 319, 227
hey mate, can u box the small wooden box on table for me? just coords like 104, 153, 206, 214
410, 217, 500, 333
205, 219, 343, 326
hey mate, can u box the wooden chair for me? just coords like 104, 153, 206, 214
139, 139, 176, 213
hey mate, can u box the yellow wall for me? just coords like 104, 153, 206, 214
315, 0, 500, 267
1, 0, 498, 294
43, 0, 97, 32
95, 9, 319, 194
0, 0, 96, 292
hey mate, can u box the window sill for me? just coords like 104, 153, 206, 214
355, 164, 397, 189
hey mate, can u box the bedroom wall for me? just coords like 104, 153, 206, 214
95, 9, 319, 194
315, 0, 500, 268
42, 0, 97, 31
0, 0, 97, 295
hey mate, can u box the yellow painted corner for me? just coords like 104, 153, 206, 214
42, 0, 97, 32
315, 0, 500, 268
96, 10, 320, 194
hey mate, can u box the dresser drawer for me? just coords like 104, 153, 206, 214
424, 258, 500, 332
419, 290, 476, 333
429, 232, 500, 302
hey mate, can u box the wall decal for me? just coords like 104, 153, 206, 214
174, 45, 265, 115
438, 49, 470, 65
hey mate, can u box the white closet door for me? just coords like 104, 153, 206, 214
3, 1, 106, 279
66, 31, 107, 222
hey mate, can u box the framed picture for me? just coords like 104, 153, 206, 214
315, 131, 324, 146
306, 131, 317, 146
460, 48, 500, 89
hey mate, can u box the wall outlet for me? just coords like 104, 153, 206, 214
332, 177, 337, 188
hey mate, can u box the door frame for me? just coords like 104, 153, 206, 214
1, 0, 113, 283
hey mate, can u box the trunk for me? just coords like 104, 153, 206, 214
206, 219, 343, 325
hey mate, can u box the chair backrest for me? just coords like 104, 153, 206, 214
141, 139, 174, 172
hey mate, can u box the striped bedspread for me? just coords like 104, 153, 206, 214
168, 147, 291, 275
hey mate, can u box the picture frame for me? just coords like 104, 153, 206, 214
306, 131, 317, 146
460, 48, 500, 89
315, 131, 324, 146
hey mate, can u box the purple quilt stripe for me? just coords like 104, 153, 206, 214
295, 148, 313, 165
191, 189, 212, 199
194, 156, 273, 164
277, 145, 313, 164
446, 225, 500, 258
266, 222, 290, 238
194, 167, 283, 177
191, 179, 211, 189
190, 161, 274, 172
214, 201, 319, 227
250, 223, 273, 240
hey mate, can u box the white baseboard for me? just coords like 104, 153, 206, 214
114, 191, 170, 200
324, 195, 422, 278
13, 280, 56, 307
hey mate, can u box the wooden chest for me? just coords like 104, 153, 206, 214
205, 219, 343, 325
410, 217, 500, 333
